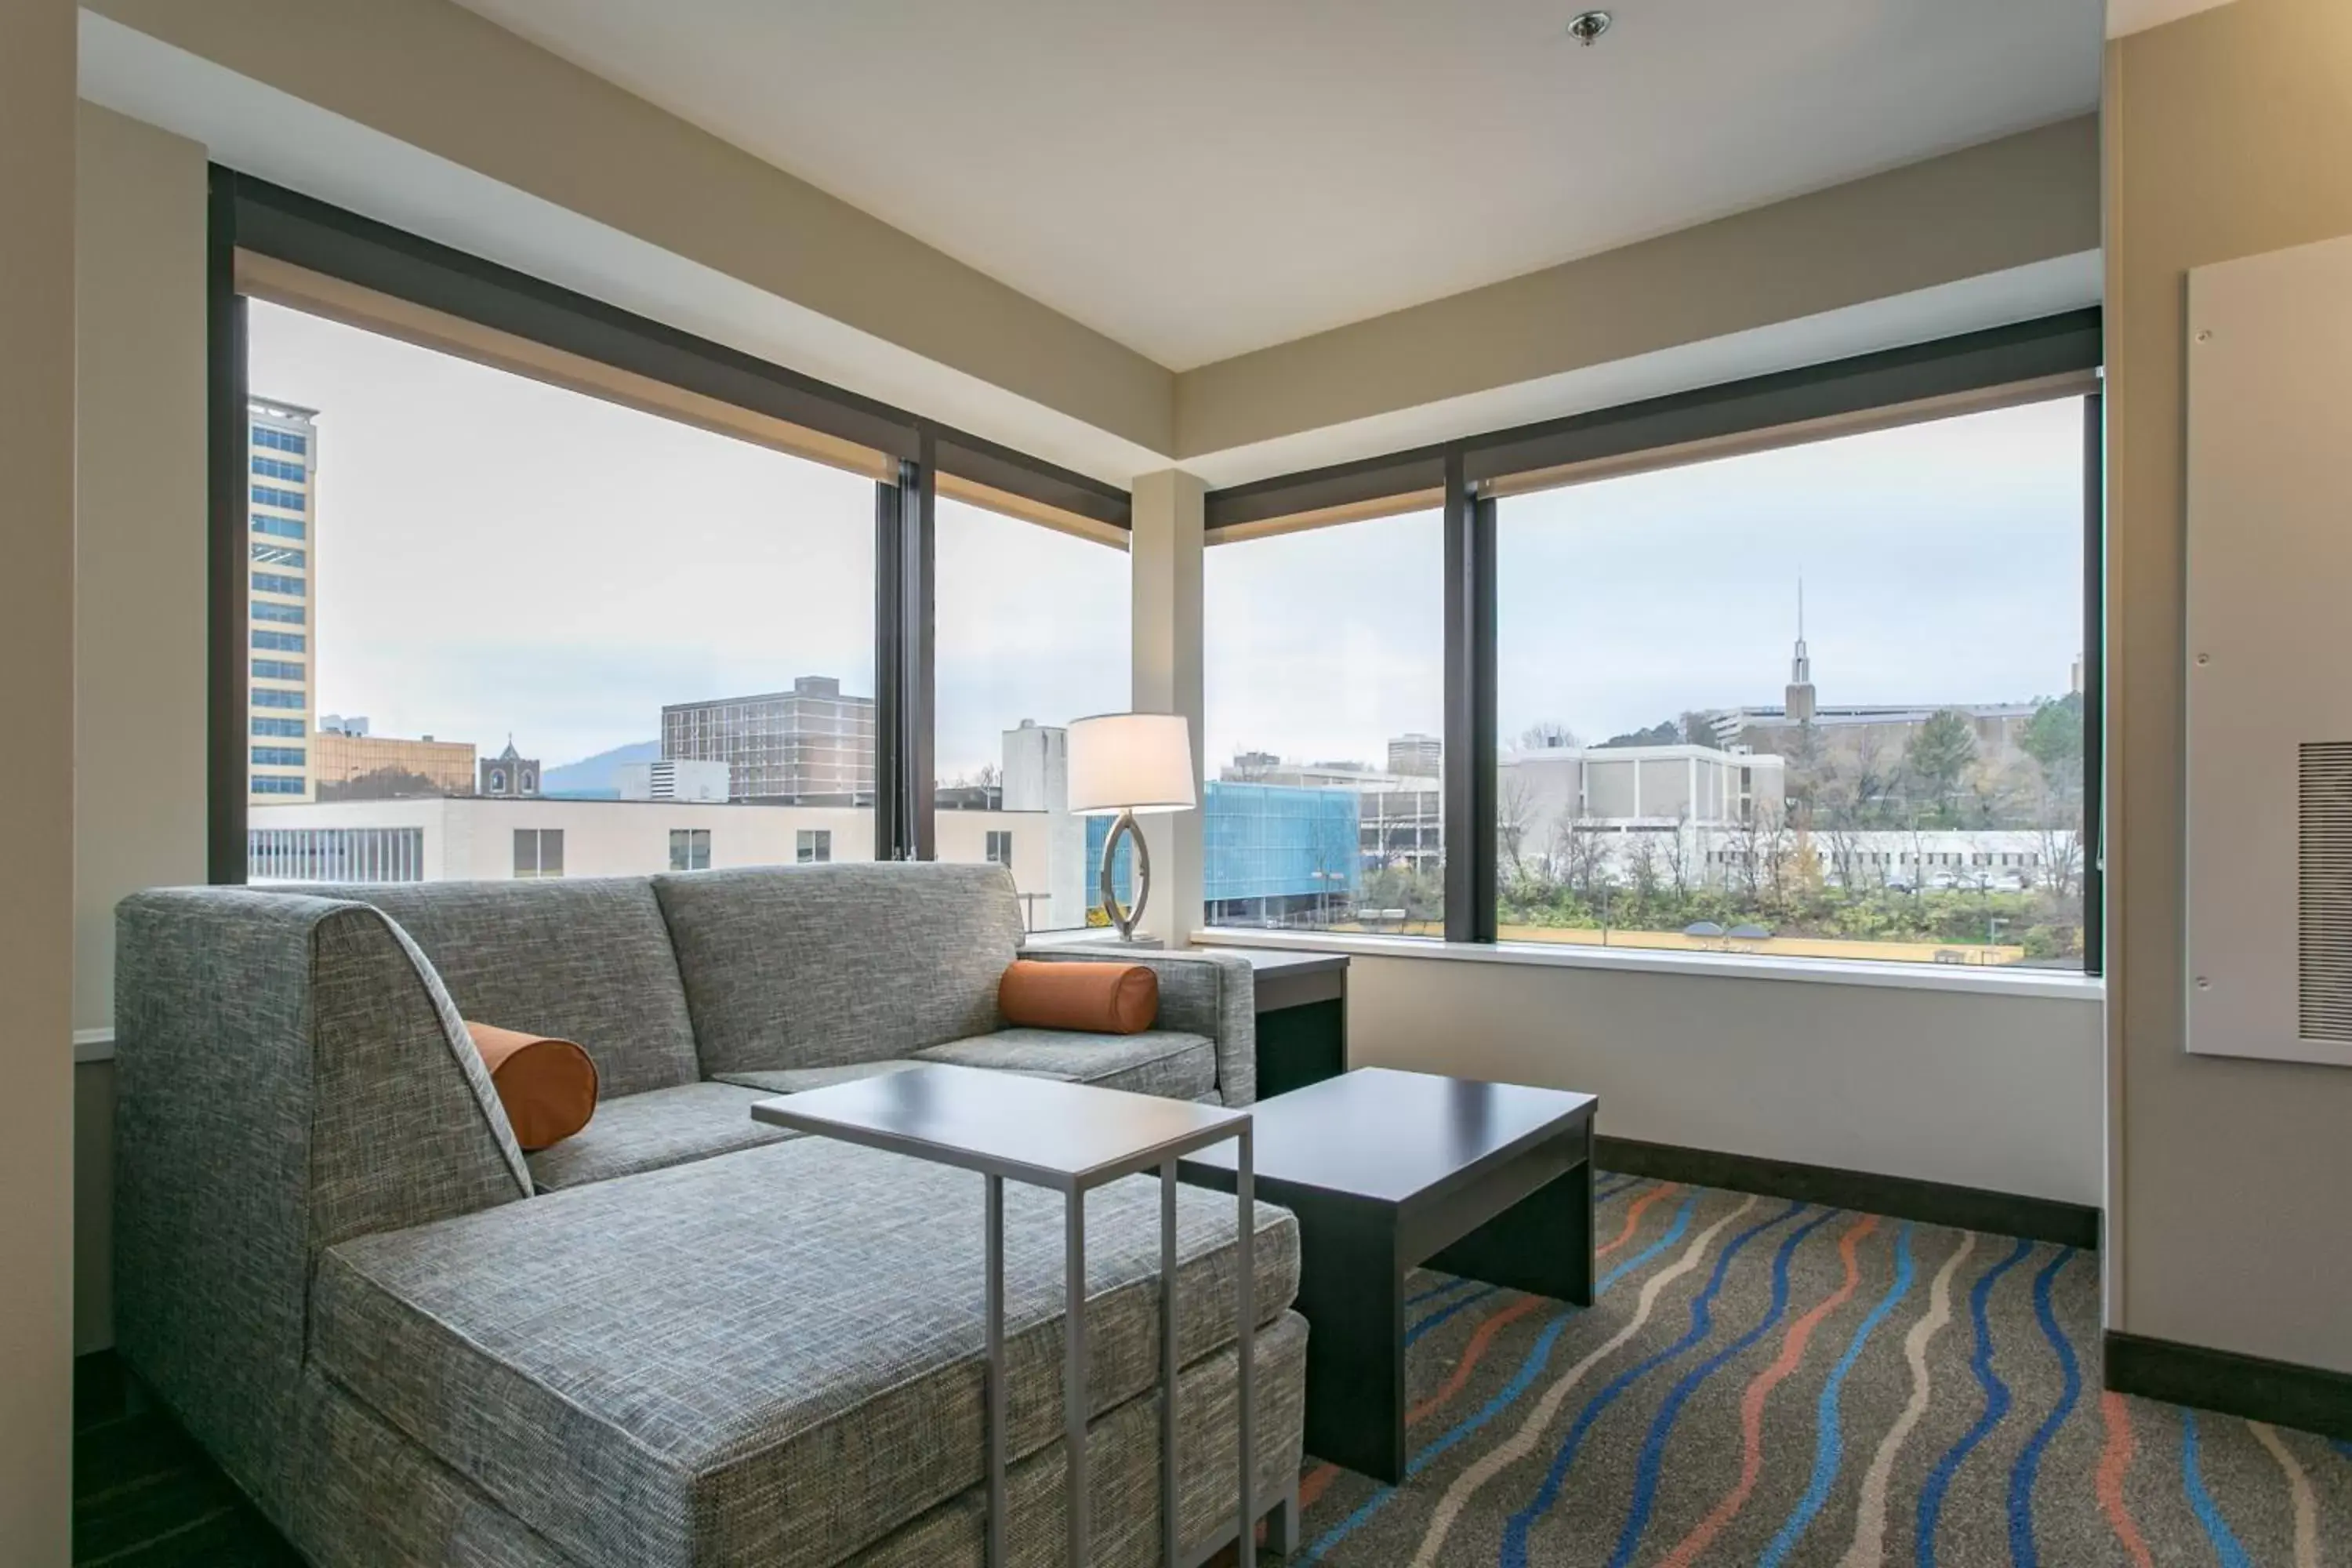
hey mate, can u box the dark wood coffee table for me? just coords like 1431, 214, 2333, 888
1178, 1067, 1595, 1483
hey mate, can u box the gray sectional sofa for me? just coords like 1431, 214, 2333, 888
112, 862, 1308, 1566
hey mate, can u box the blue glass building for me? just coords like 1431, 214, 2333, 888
1083, 779, 1359, 923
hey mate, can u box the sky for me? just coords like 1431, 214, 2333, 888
251, 301, 2082, 779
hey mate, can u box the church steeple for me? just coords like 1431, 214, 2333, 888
1786, 577, 1817, 722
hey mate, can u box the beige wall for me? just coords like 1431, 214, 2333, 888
2107, 0, 2352, 1373
74, 104, 211, 1033
2, 0, 78, 1554
86, 0, 1175, 457
1173, 116, 2102, 460
1342, 955, 2105, 1205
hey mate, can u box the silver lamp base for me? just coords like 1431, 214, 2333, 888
1098, 808, 1152, 942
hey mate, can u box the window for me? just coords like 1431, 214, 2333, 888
668, 827, 712, 871
253, 425, 308, 455
252, 571, 305, 597
252, 659, 305, 682
252, 456, 307, 481
252, 776, 305, 796
931, 497, 1129, 931
245, 298, 876, 883
252, 685, 306, 708
513, 828, 564, 878
1493, 397, 2088, 969
251, 746, 307, 767
1203, 509, 1445, 935
252, 543, 306, 568
797, 829, 832, 864
249, 826, 423, 883
252, 717, 305, 738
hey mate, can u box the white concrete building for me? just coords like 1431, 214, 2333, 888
249, 796, 1050, 891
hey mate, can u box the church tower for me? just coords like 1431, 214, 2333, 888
1785, 579, 1817, 722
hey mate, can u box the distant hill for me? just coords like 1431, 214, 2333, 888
541, 739, 659, 800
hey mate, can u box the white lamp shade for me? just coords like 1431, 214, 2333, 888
1065, 713, 1197, 815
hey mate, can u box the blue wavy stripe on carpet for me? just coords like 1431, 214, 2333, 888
1605, 1204, 1838, 1568
1405, 1275, 1485, 1311
1759, 1220, 1916, 1568
2006, 1247, 2082, 1568
1915, 1236, 2036, 1568
2183, 1410, 2253, 1568
1500, 1199, 1806, 1568
1592, 1174, 1644, 1204
1406, 1286, 1500, 1346
2336, 1439, 2352, 1462
1299, 1191, 1704, 1565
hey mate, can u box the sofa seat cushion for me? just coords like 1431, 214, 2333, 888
522, 1082, 795, 1191
293, 877, 702, 1099
915, 1029, 1219, 1102
313, 1138, 1298, 1568
713, 1060, 928, 1095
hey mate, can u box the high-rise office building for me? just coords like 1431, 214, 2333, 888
248, 398, 319, 804
662, 676, 876, 804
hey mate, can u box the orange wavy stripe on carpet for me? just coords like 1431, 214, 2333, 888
1652, 1212, 1880, 1568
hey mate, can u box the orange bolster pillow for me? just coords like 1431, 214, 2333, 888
999, 960, 1159, 1036
465, 1022, 599, 1152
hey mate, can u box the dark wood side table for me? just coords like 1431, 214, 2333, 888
1178, 1068, 1595, 1484
1207, 948, 1349, 1098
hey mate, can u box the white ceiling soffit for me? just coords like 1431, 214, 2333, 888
1181, 249, 2103, 489
456, 0, 2105, 371
2108, 0, 2239, 38
74, 10, 1170, 487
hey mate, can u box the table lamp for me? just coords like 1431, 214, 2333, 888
1065, 713, 1196, 942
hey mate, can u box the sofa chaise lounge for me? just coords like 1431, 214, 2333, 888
112, 862, 1308, 1566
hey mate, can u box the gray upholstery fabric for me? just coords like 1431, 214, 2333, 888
848, 1312, 1308, 1568
715, 1060, 929, 1094
916, 1030, 1218, 1101
313, 1137, 1299, 1568
292, 877, 704, 1099
1014, 949, 1258, 1104
113, 889, 531, 1526
655, 863, 1026, 1076
523, 1081, 797, 1192
296, 1370, 576, 1568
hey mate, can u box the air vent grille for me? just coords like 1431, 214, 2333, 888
2298, 742, 2352, 1043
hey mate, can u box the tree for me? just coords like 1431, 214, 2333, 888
1518, 720, 1580, 752
1498, 773, 1540, 881
1599, 719, 1681, 749
1904, 710, 1979, 821
2021, 692, 2086, 800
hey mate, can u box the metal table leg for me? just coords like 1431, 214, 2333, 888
1160, 1159, 1179, 1567
1236, 1123, 1254, 1566
1066, 1188, 1088, 1566
986, 1174, 1006, 1568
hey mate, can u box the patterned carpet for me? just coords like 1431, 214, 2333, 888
74, 1172, 2349, 1565
1285, 1174, 2351, 1567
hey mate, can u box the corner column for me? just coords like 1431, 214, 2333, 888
1130, 470, 1206, 946
0, 0, 79, 1558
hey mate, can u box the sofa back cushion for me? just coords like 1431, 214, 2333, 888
653, 862, 1025, 1076
296, 877, 701, 1099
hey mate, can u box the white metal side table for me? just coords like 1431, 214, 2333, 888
752, 1064, 1260, 1568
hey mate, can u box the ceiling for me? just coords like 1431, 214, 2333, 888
453, 1, 2103, 372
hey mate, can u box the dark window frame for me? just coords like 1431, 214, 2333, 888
1205, 311, 2105, 969
206, 166, 1126, 880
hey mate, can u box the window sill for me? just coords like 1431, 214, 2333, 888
1189, 929, 2106, 1002
74, 1029, 115, 1063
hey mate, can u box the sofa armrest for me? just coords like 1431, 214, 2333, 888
1015, 947, 1258, 1105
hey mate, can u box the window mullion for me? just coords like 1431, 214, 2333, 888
1443, 456, 1498, 943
